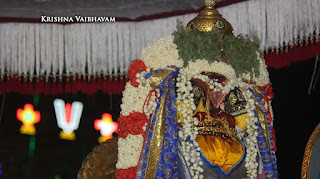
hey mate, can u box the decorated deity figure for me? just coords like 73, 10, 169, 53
115, 0, 278, 178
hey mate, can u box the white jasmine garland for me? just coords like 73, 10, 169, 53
136, 69, 159, 118
143, 92, 158, 118
120, 82, 152, 116
176, 68, 203, 178
191, 72, 243, 96
140, 35, 184, 69
179, 64, 260, 178
116, 134, 144, 169
185, 60, 236, 80
242, 84, 259, 178
254, 52, 270, 86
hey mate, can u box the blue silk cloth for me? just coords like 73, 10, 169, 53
136, 67, 180, 179
250, 88, 278, 179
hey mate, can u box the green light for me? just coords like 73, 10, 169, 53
55, 175, 62, 179
28, 135, 36, 158
33, 95, 40, 107
25, 113, 33, 122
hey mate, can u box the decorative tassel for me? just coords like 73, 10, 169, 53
71, 78, 81, 94
51, 79, 63, 94
5, 78, 16, 93
86, 79, 97, 95
35, 78, 45, 94
0, 78, 5, 94
64, 77, 72, 94
103, 77, 111, 94
97, 76, 104, 92
25, 79, 35, 95
118, 76, 126, 93
44, 79, 51, 95
79, 78, 87, 94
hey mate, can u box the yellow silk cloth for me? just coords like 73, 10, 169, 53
177, 100, 244, 173
234, 114, 248, 131
196, 135, 243, 173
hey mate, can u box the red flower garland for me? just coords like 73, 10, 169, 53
117, 112, 148, 139
127, 59, 147, 87
116, 112, 148, 178
115, 166, 138, 179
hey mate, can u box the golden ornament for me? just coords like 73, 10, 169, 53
186, 0, 233, 35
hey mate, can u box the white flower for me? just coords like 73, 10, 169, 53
176, 69, 203, 176
185, 60, 236, 80
116, 134, 144, 169
120, 82, 152, 116
254, 52, 270, 86
242, 88, 259, 178
140, 35, 184, 69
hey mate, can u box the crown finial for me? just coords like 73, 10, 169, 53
186, 0, 233, 35
204, 0, 216, 7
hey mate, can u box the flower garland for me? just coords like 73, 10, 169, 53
140, 35, 184, 69
116, 60, 159, 179
185, 60, 237, 80
115, 166, 138, 179
241, 85, 259, 178
127, 59, 147, 87
254, 52, 270, 86
120, 82, 152, 116
116, 134, 144, 169
176, 68, 204, 178
117, 112, 148, 139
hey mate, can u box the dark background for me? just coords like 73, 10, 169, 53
270, 57, 320, 179
0, 92, 122, 179
0, 57, 319, 178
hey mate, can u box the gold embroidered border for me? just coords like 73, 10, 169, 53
301, 123, 320, 179
253, 86, 265, 101
254, 100, 271, 154
252, 87, 272, 155
149, 70, 172, 89
145, 87, 169, 178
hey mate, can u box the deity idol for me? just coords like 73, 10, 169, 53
115, 0, 278, 178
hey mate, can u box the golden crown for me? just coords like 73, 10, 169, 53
186, 0, 233, 35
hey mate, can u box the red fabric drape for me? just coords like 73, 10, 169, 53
64, 78, 72, 94
35, 79, 45, 94
0, 77, 126, 95
44, 80, 52, 95
265, 42, 320, 69
0, 79, 5, 94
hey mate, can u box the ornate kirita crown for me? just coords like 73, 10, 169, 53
186, 0, 233, 35
194, 83, 239, 141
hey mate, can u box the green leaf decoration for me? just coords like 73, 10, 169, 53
173, 20, 261, 78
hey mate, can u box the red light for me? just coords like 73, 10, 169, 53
16, 104, 41, 135
65, 103, 72, 124
94, 113, 118, 143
